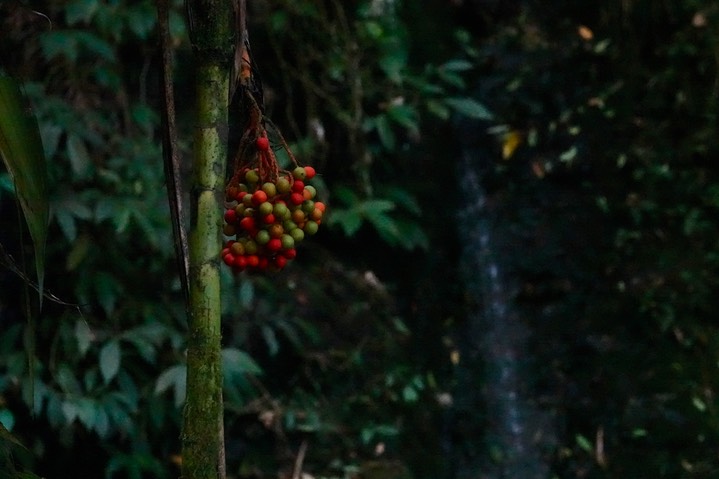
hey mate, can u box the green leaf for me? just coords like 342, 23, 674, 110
386, 104, 419, 136
67, 134, 92, 178
444, 97, 493, 120
74, 319, 93, 357
440, 59, 474, 72
222, 348, 262, 376
328, 208, 363, 236
0, 75, 49, 305
375, 114, 396, 150
39, 31, 79, 62
66, 0, 99, 25
94, 272, 120, 316
99, 340, 121, 384
155, 364, 186, 407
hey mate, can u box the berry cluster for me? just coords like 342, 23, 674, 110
221, 143, 324, 273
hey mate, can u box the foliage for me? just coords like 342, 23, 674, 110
3, 0, 719, 479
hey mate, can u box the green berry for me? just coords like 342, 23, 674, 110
273, 202, 289, 219
292, 166, 307, 180
255, 230, 271, 245
245, 169, 260, 184
290, 228, 305, 242
304, 220, 319, 235
259, 201, 274, 216
262, 182, 277, 197
276, 177, 291, 194
280, 234, 295, 250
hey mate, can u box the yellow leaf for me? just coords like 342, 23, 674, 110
502, 130, 522, 160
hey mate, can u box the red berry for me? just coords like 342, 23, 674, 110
258, 257, 269, 270
240, 216, 256, 231
262, 213, 276, 224
267, 238, 282, 252
291, 180, 305, 193
223, 253, 235, 266
290, 192, 304, 205
252, 190, 268, 206
283, 248, 297, 259
274, 255, 288, 269
234, 255, 247, 269
224, 209, 238, 224
256, 136, 270, 151
246, 255, 260, 268
304, 166, 316, 179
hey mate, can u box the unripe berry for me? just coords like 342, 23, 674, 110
303, 166, 316, 179
276, 177, 291, 194
310, 208, 323, 221
304, 185, 316, 199
259, 201, 274, 216
290, 228, 305, 242
244, 240, 258, 254
245, 169, 260, 184
262, 182, 277, 197
291, 209, 306, 224
280, 234, 295, 250
304, 220, 319, 235
273, 203, 289, 219
302, 200, 315, 213
223, 224, 236, 236
269, 223, 284, 238
292, 166, 307, 180
255, 230, 271, 245
230, 242, 245, 255
315, 201, 326, 212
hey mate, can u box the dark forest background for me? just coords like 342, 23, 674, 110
2, 0, 719, 478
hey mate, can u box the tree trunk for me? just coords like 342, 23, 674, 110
182, 1, 234, 478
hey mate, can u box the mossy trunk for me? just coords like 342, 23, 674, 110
183, 1, 234, 478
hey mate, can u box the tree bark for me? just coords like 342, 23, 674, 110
183, 1, 235, 478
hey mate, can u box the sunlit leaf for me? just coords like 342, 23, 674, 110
0, 75, 49, 305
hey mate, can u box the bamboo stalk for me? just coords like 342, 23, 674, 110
182, 1, 235, 478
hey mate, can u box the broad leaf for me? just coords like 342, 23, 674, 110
444, 97, 494, 120
0, 75, 49, 306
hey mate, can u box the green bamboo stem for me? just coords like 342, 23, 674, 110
183, 1, 235, 478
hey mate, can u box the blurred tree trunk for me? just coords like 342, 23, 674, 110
453, 130, 554, 479
182, 1, 234, 478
